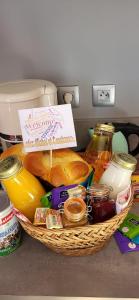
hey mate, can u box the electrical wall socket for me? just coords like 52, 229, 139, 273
92, 84, 115, 107
57, 85, 79, 107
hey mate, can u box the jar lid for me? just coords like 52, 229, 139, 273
0, 155, 22, 179
68, 185, 86, 198
88, 183, 112, 197
96, 123, 115, 133
112, 153, 137, 171
64, 197, 86, 222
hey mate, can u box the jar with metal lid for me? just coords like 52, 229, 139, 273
0, 155, 46, 221
84, 123, 115, 182
87, 184, 116, 223
67, 185, 86, 200
99, 153, 137, 199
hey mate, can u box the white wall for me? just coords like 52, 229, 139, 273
0, 0, 139, 119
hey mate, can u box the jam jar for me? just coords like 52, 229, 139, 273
87, 184, 116, 223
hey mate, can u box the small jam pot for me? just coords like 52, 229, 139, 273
87, 184, 116, 223
64, 197, 86, 223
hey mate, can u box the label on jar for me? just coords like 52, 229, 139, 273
116, 185, 131, 214
0, 208, 21, 256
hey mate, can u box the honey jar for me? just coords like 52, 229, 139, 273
62, 197, 88, 228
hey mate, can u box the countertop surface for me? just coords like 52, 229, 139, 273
0, 205, 139, 298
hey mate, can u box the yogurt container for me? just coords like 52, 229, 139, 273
0, 191, 21, 256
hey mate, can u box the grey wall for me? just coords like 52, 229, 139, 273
0, 0, 139, 119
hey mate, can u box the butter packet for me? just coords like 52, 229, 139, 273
34, 208, 48, 226
46, 209, 63, 229
119, 213, 139, 239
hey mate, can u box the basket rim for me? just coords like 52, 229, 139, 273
18, 188, 133, 234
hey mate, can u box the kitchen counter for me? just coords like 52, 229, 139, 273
1, 204, 139, 298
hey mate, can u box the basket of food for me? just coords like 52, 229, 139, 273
0, 132, 136, 256
18, 193, 133, 256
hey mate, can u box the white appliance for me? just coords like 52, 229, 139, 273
0, 79, 57, 150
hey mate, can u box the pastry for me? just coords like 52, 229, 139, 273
1, 144, 92, 187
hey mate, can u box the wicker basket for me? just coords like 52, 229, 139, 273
18, 189, 133, 256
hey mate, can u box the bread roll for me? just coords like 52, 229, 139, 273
24, 148, 92, 187
1, 144, 92, 187
0, 143, 27, 162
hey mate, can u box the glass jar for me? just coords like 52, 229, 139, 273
99, 153, 137, 199
87, 183, 115, 223
64, 197, 86, 222
0, 155, 46, 221
84, 123, 115, 183
62, 197, 88, 228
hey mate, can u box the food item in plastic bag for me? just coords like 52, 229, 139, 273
114, 230, 139, 253
41, 184, 87, 210
51, 184, 77, 209
119, 213, 139, 239
132, 234, 139, 245
40, 192, 52, 208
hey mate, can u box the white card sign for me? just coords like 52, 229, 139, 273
18, 104, 77, 152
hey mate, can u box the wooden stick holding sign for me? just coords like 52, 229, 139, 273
50, 149, 53, 168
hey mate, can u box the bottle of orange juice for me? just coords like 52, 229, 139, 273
0, 155, 46, 221
84, 123, 115, 182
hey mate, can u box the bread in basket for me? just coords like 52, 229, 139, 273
0, 144, 92, 187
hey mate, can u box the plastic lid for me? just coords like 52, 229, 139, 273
0, 79, 57, 103
0, 155, 22, 179
112, 153, 137, 171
